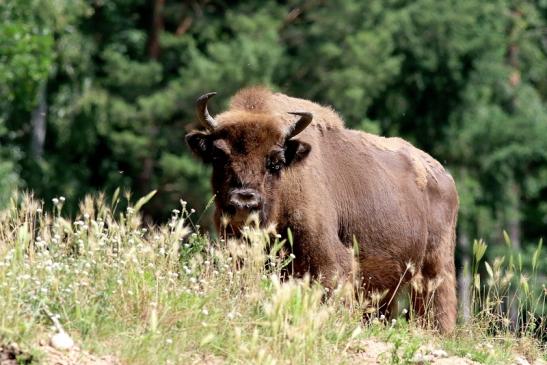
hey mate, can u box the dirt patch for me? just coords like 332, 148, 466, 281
412, 345, 480, 365
514, 355, 547, 365
1, 341, 119, 365
347, 338, 482, 365
429, 358, 479, 365
38, 342, 120, 365
347, 339, 393, 364
188, 353, 225, 365
0, 343, 33, 365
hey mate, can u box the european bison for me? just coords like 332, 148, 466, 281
186, 87, 459, 333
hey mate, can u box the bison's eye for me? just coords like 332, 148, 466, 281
266, 159, 283, 173
211, 140, 231, 164
211, 147, 229, 163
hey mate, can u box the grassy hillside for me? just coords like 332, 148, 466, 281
0, 192, 545, 364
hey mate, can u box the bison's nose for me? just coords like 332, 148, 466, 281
229, 188, 261, 210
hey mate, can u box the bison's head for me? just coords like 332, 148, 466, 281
185, 92, 312, 232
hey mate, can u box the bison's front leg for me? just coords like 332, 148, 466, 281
289, 228, 355, 291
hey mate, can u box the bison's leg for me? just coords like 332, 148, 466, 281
359, 256, 409, 319
314, 245, 355, 291
292, 230, 354, 291
415, 231, 457, 333
409, 272, 431, 327
429, 262, 457, 333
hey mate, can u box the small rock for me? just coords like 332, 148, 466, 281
515, 356, 531, 365
412, 353, 434, 363
50, 331, 74, 351
431, 349, 449, 358
8, 342, 18, 352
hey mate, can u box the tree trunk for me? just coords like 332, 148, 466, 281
30, 82, 47, 159
138, 0, 164, 201
506, 7, 522, 329
458, 229, 472, 322
147, 0, 164, 60
508, 183, 521, 328
508, 184, 521, 250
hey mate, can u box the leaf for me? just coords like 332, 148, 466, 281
474, 274, 481, 290
350, 325, 362, 340
473, 239, 487, 262
352, 235, 360, 257
200, 333, 215, 346
287, 228, 293, 248
485, 262, 494, 279
532, 238, 542, 272
112, 187, 120, 206
271, 239, 286, 257
133, 190, 157, 212
502, 230, 511, 247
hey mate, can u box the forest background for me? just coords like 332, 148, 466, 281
1, 0, 546, 310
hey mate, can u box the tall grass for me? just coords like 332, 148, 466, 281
0, 192, 545, 364
470, 236, 545, 339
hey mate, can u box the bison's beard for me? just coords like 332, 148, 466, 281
219, 203, 270, 237
231, 208, 258, 226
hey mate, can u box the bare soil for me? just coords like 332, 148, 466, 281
2, 337, 545, 364
349, 338, 482, 364
0, 341, 119, 365
346, 338, 545, 365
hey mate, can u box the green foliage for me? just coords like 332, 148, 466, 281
0, 158, 18, 207
0, 1, 545, 267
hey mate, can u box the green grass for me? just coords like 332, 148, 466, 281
0, 192, 545, 364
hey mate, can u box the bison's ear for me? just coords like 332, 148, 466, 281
185, 131, 212, 162
285, 139, 311, 166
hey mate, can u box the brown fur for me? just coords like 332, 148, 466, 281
186, 87, 459, 333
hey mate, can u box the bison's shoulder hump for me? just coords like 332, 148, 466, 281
229, 86, 345, 130
270, 92, 345, 129
229, 86, 272, 113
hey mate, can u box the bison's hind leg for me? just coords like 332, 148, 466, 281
432, 267, 457, 333
411, 230, 457, 333
410, 268, 457, 333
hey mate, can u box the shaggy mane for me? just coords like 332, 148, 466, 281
224, 86, 345, 130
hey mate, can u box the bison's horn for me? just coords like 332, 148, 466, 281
196, 92, 218, 131
287, 112, 313, 139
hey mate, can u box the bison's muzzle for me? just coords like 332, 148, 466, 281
228, 188, 262, 210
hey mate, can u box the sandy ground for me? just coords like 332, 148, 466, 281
347, 339, 547, 365
347, 339, 481, 365
0, 341, 119, 365
1, 337, 545, 364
